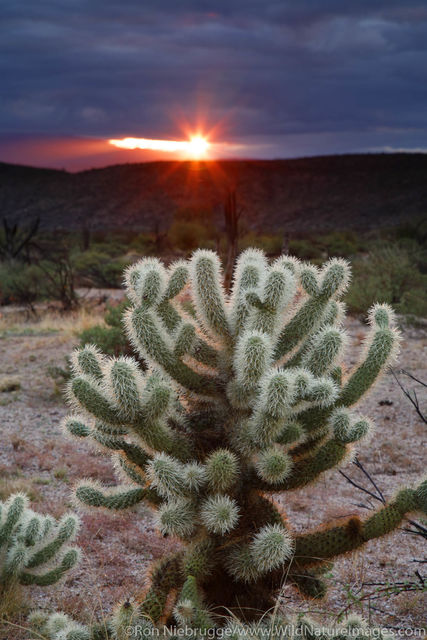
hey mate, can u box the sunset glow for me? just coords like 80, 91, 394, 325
108, 135, 210, 158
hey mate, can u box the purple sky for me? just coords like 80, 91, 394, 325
1, 1, 427, 170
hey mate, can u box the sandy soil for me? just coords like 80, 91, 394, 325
0, 316, 426, 638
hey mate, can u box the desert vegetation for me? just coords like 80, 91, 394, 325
0, 243, 426, 639
1, 219, 426, 324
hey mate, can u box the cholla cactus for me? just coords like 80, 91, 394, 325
63, 249, 427, 623
32, 605, 391, 640
0, 493, 80, 590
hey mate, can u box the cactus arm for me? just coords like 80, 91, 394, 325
293, 488, 420, 567
274, 260, 349, 362
339, 304, 400, 407
138, 553, 185, 622
71, 344, 105, 380
75, 483, 161, 509
19, 549, 79, 586
70, 376, 123, 425
273, 295, 329, 362
127, 306, 218, 396
190, 250, 231, 341
175, 575, 214, 631
255, 438, 349, 492
156, 300, 182, 332
300, 325, 346, 378
26, 515, 78, 569
229, 248, 268, 336
0, 494, 26, 548
278, 300, 342, 369
191, 336, 220, 369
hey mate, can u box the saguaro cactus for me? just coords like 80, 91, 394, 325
0, 493, 80, 590
63, 249, 427, 625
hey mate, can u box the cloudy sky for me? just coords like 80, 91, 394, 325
1, 1, 427, 170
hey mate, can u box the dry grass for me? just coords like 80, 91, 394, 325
0, 307, 106, 339
0, 584, 30, 638
0, 471, 42, 502
0, 376, 21, 392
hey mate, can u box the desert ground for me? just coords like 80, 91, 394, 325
0, 305, 426, 638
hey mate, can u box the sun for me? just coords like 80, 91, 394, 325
187, 135, 210, 158
108, 133, 211, 158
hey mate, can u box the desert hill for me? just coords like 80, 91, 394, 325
0, 153, 426, 233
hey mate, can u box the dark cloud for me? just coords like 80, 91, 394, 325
1, 1, 427, 168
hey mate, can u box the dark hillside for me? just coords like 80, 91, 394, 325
0, 153, 426, 232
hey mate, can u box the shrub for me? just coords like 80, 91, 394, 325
50, 248, 426, 636
239, 232, 283, 255
168, 206, 218, 253
73, 248, 128, 288
346, 243, 427, 316
320, 231, 362, 258
168, 220, 215, 252
0, 262, 44, 307
78, 300, 134, 357
288, 237, 324, 261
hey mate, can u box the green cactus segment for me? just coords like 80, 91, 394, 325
339, 304, 399, 407
139, 553, 185, 622
56, 249, 418, 623
250, 524, 294, 574
65, 415, 92, 438
20, 549, 80, 586
190, 250, 231, 340
175, 576, 214, 631
206, 449, 238, 492
294, 489, 419, 566
164, 261, 190, 300
248, 266, 296, 336
183, 540, 215, 579
70, 376, 122, 425
274, 259, 350, 362
414, 478, 427, 513
257, 439, 349, 492
73, 345, 105, 380
26, 515, 78, 568
128, 306, 218, 395
229, 249, 267, 336
75, 483, 150, 509
0, 493, 80, 590
301, 326, 346, 377
200, 495, 240, 535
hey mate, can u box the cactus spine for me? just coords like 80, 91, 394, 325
60, 249, 426, 627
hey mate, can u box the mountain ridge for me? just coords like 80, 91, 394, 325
1, 153, 426, 233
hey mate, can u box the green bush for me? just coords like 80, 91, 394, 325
78, 300, 134, 357
168, 220, 215, 252
73, 249, 128, 288
0, 262, 44, 307
288, 232, 361, 262
168, 206, 218, 253
239, 232, 283, 255
320, 231, 362, 258
346, 243, 427, 316
130, 232, 158, 255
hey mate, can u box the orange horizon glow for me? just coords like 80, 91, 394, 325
108, 135, 210, 158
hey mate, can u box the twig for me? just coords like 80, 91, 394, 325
400, 369, 427, 388
353, 456, 386, 504
391, 369, 427, 424
338, 469, 381, 506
